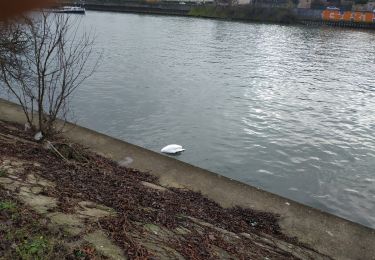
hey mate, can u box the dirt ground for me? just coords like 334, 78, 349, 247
0, 120, 331, 260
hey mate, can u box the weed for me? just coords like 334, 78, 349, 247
11, 212, 21, 220
0, 169, 7, 177
74, 249, 86, 258
0, 200, 17, 211
16, 236, 52, 259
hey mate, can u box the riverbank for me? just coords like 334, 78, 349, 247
61, 1, 298, 23
59, 1, 375, 28
189, 6, 296, 23
0, 120, 326, 259
1, 98, 375, 259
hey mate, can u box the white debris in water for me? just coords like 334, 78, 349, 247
344, 188, 360, 194
257, 169, 274, 175
312, 194, 330, 199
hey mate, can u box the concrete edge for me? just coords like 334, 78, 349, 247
0, 98, 374, 260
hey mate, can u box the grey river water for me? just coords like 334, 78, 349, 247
73, 11, 375, 227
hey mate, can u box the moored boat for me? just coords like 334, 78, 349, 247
52, 6, 85, 14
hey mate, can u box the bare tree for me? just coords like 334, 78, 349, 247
0, 12, 99, 139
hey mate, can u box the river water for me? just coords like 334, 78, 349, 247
73, 11, 375, 228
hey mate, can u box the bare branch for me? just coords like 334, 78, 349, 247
0, 12, 100, 138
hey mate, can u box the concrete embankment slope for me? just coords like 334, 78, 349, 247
0, 98, 374, 259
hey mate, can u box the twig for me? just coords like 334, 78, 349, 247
46, 140, 69, 163
51, 142, 89, 163
0, 132, 37, 146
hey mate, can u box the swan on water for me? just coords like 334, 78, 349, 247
161, 144, 185, 154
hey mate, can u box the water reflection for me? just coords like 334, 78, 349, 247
73, 11, 375, 227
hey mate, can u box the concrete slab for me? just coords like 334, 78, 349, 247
84, 230, 127, 260
75, 200, 116, 220
48, 212, 85, 236
18, 191, 57, 214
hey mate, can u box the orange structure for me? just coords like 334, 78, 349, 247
322, 10, 375, 23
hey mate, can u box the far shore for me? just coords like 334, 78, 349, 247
58, 1, 375, 29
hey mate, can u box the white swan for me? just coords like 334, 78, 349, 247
161, 144, 185, 154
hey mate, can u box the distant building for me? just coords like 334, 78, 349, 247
255, 0, 296, 8
353, 1, 375, 11
298, 0, 311, 8
238, 0, 252, 5
159, 0, 214, 3
340, 0, 354, 6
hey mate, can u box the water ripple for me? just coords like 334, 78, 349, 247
72, 12, 375, 228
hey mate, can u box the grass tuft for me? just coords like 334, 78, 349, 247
0, 169, 7, 177
16, 236, 52, 259
0, 200, 17, 211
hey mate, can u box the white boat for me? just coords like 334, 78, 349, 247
52, 6, 86, 14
